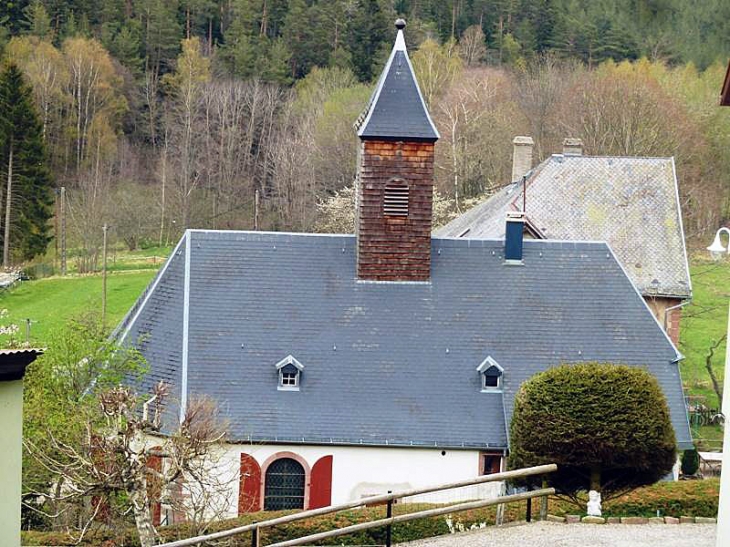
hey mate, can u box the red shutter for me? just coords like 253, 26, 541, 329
238, 453, 262, 514
309, 455, 333, 509
146, 450, 163, 526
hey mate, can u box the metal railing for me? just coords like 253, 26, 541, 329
158, 463, 557, 547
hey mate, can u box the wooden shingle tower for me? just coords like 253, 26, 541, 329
354, 19, 439, 281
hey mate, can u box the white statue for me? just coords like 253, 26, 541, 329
587, 490, 602, 517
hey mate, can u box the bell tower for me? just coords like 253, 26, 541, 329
353, 19, 439, 282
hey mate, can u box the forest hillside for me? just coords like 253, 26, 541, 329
1, 0, 729, 266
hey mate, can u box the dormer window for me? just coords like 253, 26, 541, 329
275, 355, 304, 391
476, 356, 504, 392
384, 178, 409, 217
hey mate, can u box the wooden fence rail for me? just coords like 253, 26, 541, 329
157, 463, 557, 547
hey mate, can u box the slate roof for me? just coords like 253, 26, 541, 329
355, 26, 439, 141
118, 230, 692, 450
436, 155, 692, 299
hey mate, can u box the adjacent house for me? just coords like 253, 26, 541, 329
436, 138, 692, 345
117, 21, 692, 521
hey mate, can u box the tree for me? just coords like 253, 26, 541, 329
433, 67, 520, 200
23, 316, 232, 546
508, 363, 676, 506
458, 24, 486, 66
6, 36, 69, 147
62, 36, 126, 171
346, 0, 390, 82
680, 448, 699, 476
23, 0, 53, 40
410, 38, 463, 107
163, 37, 210, 229
0, 63, 53, 265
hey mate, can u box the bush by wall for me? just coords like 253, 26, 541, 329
21, 480, 719, 546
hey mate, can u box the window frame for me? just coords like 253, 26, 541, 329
476, 356, 504, 393
275, 355, 304, 391
479, 451, 505, 475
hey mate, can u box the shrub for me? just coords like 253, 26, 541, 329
22, 480, 719, 546
681, 448, 700, 476
508, 363, 677, 502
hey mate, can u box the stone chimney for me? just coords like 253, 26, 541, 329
563, 137, 584, 156
511, 136, 534, 183
353, 19, 439, 282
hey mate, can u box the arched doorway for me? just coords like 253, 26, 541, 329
264, 458, 306, 510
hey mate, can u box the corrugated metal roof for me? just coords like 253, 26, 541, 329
436, 155, 691, 299
0, 348, 44, 355
120, 230, 691, 450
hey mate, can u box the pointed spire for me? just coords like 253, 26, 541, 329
355, 19, 439, 141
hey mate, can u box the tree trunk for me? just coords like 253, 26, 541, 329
130, 479, 157, 547
589, 466, 601, 492
4, 144, 13, 268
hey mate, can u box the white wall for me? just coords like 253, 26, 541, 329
220, 443, 503, 519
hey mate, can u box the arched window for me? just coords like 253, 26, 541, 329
264, 458, 306, 510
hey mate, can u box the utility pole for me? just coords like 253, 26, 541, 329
254, 189, 260, 231
60, 186, 66, 276
54, 189, 59, 272
716, 304, 730, 547
102, 224, 108, 330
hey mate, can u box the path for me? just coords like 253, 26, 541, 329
401, 522, 716, 547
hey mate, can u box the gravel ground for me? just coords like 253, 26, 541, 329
400, 522, 716, 547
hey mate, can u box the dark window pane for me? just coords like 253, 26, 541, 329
484, 374, 499, 388
265, 458, 305, 510
483, 455, 501, 475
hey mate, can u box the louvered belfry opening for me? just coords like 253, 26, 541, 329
353, 19, 439, 282
384, 178, 409, 217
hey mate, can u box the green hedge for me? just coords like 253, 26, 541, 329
602, 478, 719, 518
21, 480, 719, 546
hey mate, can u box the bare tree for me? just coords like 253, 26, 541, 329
459, 25, 487, 67
704, 335, 726, 411
434, 67, 523, 200
514, 55, 579, 161
24, 382, 231, 547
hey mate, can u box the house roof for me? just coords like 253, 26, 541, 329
436, 155, 692, 300
0, 348, 44, 381
354, 22, 439, 141
721, 60, 730, 106
118, 230, 691, 450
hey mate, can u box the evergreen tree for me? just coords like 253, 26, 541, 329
219, 0, 262, 78
0, 0, 29, 35
508, 363, 676, 503
0, 63, 53, 263
22, 0, 52, 40
346, 0, 390, 82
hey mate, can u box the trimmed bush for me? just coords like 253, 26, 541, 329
21, 480, 719, 546
508, 363, 677, 499
681, 448, 700, 476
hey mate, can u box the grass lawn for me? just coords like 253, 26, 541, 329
0, 269, 157, 345
679, 254, 730, 405
678, 252, 730, 450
